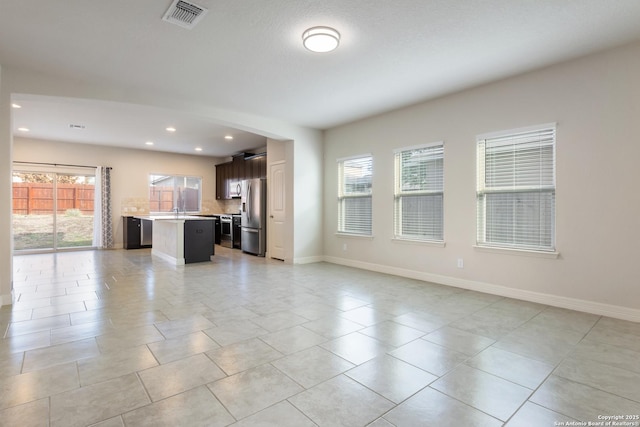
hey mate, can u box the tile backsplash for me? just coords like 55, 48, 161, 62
121, 198, 149, 215
216, 199, 242, 214
121, 197, 241, 215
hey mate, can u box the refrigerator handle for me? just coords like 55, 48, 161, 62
247, 182, 251, 222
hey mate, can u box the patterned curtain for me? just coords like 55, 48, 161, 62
101, 167, 114, 248
93, 167, 103, 248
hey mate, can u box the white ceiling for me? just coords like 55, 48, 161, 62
3, 0, 640, 156
10, 95, 267, 157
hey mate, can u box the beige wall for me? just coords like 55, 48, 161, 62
293, 133, 324, 263
0, 66, 12, 306
13, 137, 224, 248
323, 41, 640, 320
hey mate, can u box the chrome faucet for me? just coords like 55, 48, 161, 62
176, 189, 186, 217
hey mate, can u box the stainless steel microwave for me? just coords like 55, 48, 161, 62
228, 181, 241, 198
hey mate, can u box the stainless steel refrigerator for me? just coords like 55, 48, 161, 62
240, 178, 266, 256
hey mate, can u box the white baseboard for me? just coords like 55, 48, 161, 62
151, 249, 185, 266
323, 256, 640, 323
0, 291, 14, 308
293, 255, 325, 265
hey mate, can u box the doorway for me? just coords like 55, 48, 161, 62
12, 170, 96, 252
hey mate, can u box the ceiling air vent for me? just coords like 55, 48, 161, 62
162, 0, 208, 30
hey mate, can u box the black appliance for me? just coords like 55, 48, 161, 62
184, 220, 214, 263
193, 214, 221, 245
232, 215, 242, 249
219, 215, 233, 248
123, 216, 152, 249
213, 215, 221, 245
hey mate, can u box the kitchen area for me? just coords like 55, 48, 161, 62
122, 152, 268, 265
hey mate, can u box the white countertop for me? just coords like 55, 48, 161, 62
134, 215, 215, 221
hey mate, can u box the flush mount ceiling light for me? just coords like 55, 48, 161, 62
302, 26, 340, 53
11, 103, 22, 109
224, 135, 233, 140
166, 127, 176, 132
145, 141, 154, 146
195, 147, 203, 152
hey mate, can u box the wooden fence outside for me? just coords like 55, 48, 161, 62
13, 184, 200, 215
149, 186, 175, 213
13, 183, 95, 215
149, 187, 199, 212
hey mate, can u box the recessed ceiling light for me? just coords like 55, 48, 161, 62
224, 135, 233, 140
11, 103, 22, 109
18, 127, 29, 132
145, 141, 154, 146
302, 26, 340, 53
166, 127, 176, 132
195, 147, 203, 152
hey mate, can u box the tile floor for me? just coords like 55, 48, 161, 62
1, 247, 640, 426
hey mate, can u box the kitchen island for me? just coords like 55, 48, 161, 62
134, 216, 215, 265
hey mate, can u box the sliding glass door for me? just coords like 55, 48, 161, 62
12, 172, 55, 250
56, 173, 96, 248
12, 171, 96, 252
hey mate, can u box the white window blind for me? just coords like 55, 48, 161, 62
338, 155, 373, 235
394, 143, 444, 241
476, 125, 556, 251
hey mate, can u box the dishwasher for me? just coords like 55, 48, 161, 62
141, 219, 153, 247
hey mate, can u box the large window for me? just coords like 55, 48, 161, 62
149, 174, 202, 214
476, 124, 556, 251
338, 155, 373, 235
394, 143, 444, 242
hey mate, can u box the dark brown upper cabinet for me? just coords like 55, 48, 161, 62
215, 153, 266, 200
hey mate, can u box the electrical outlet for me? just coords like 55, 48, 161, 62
457, 258, 464, 268
343, 243, 347, 251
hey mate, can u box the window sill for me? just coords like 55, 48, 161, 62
335, 232, 374, 240
392, 238, 445, 248
473, 245, 559, 259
